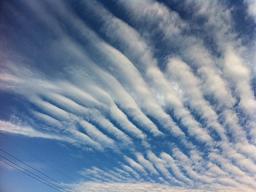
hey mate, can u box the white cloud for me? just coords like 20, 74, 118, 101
0, 120, 72, 142
245, 0, 256, 20
0, 0, 256, 191
82, 0, 214, 144
71, 181, 252, 192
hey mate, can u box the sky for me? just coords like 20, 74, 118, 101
0, 0, 256, 191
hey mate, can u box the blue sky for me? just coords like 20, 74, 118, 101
0, 0, 256, 191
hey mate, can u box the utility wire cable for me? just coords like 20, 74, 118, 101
0, 154, 70, 192
0, 148, 74, 186
1, 157, 67, 192
0, 148, 59, 183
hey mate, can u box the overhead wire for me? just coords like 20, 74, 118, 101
0, 149, 71, 192
0, 148, 59, 183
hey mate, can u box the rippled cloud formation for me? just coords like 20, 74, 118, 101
0, 0, 256, 191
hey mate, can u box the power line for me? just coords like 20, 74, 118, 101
1, 157, 66, 192
0, 152, 70, 192
0, 155, 64, 192
0, 148, 59, 183
0, 148, 75, 185
0, 154, 68, 192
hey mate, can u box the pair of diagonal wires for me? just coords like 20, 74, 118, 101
0, 148, 70, 192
